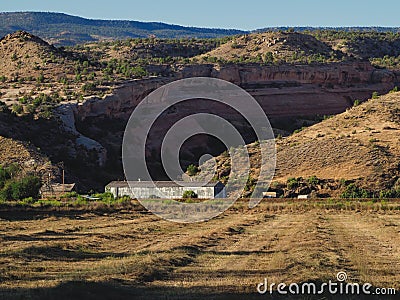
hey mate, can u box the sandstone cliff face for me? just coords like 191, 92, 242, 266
74, 78, 170, 121
75, 62, 396, 121
62, 62, 397, 168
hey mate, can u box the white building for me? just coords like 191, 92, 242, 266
262, 191, 277, 198
105, 181, 226, 199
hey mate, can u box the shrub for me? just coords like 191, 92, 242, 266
32, 97, 42, 107
11, 104, 23, 114
186, 164, 199, 176
18, 96, 27, 104
0, 171, 41, 201
231, 42, 241, 49
0, 166, 11, 188
287, 177, 301, 189
293, 127, 306, 134
0, 183, 12, 201
36, 73, 45, 83
21, 197, 35, 204
98, 192, 115, 202
10, 176, 42, 200
131, 66, 147, 77
25, 104, 36, 114
369, 138, 378, 143
38, 107, 53, 119
379, 189, 400, 198
340, 183, 371, 198
244, 176, 257, 192
59, 191, 78, 199
182, 190, 197, 199
81, 82, 97, 93
262, 52, 274, 63
307, 175, 320, 185
88, 192, 116, 205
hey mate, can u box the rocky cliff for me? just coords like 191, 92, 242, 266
55, 62, 397, 184
74, 62, 396, 121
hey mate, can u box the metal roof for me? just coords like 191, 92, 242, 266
106, 181, 223, 188
40, 183, 76, 193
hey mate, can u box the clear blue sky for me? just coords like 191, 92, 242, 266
0, 0, 399, 30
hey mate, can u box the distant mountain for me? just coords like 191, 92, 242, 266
0, 12, 246, 46
254, 26, 400, 33
0, 12, 399, 47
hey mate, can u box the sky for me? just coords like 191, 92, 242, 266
0, 0, 399, 30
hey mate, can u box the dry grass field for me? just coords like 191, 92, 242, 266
0, 200, 399, 299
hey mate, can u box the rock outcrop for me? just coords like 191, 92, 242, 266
58, 61, 397, 171
74, 61, 396, 121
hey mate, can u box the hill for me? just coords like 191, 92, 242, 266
0, 31, 102, 117
196, 31, 346, 64
204, 90, 400, 197
0, 135, 58, 183
0, 30, 228, 118
0, 12, 245, 46
313, 30, 400, 61
0, 30, 399, 194
0, 31, 74, 80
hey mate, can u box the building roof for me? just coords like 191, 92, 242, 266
40, 183, 76, 193
106, 181, 223, 188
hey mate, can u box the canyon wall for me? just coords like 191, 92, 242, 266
63, 62, 397, 168
75, 62, 396, 121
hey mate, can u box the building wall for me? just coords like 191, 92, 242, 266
214, 183, 226, 198
107, 185, 222, 199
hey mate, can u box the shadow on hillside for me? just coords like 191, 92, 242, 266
0, 280, 397, 300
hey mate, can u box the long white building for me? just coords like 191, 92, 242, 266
105, 181, 226, 199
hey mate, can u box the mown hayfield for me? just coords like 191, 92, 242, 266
0, 199, 399, 299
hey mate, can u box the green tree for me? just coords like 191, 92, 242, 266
0, 166, 11, 188
262, 52, 274, 63
340, 183, 371, 198
9, 176, 41, 200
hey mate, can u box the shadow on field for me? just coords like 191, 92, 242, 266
0, 205, 148, 221
0, 245, 127, 261
0, 280, 397, 300
0, 209, 106, 221
0, 230, 77, 242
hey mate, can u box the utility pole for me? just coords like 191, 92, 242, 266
58, 161, 65, 194
62, 168, 65, 194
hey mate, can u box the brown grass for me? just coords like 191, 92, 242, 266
0, 200, 399, 299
